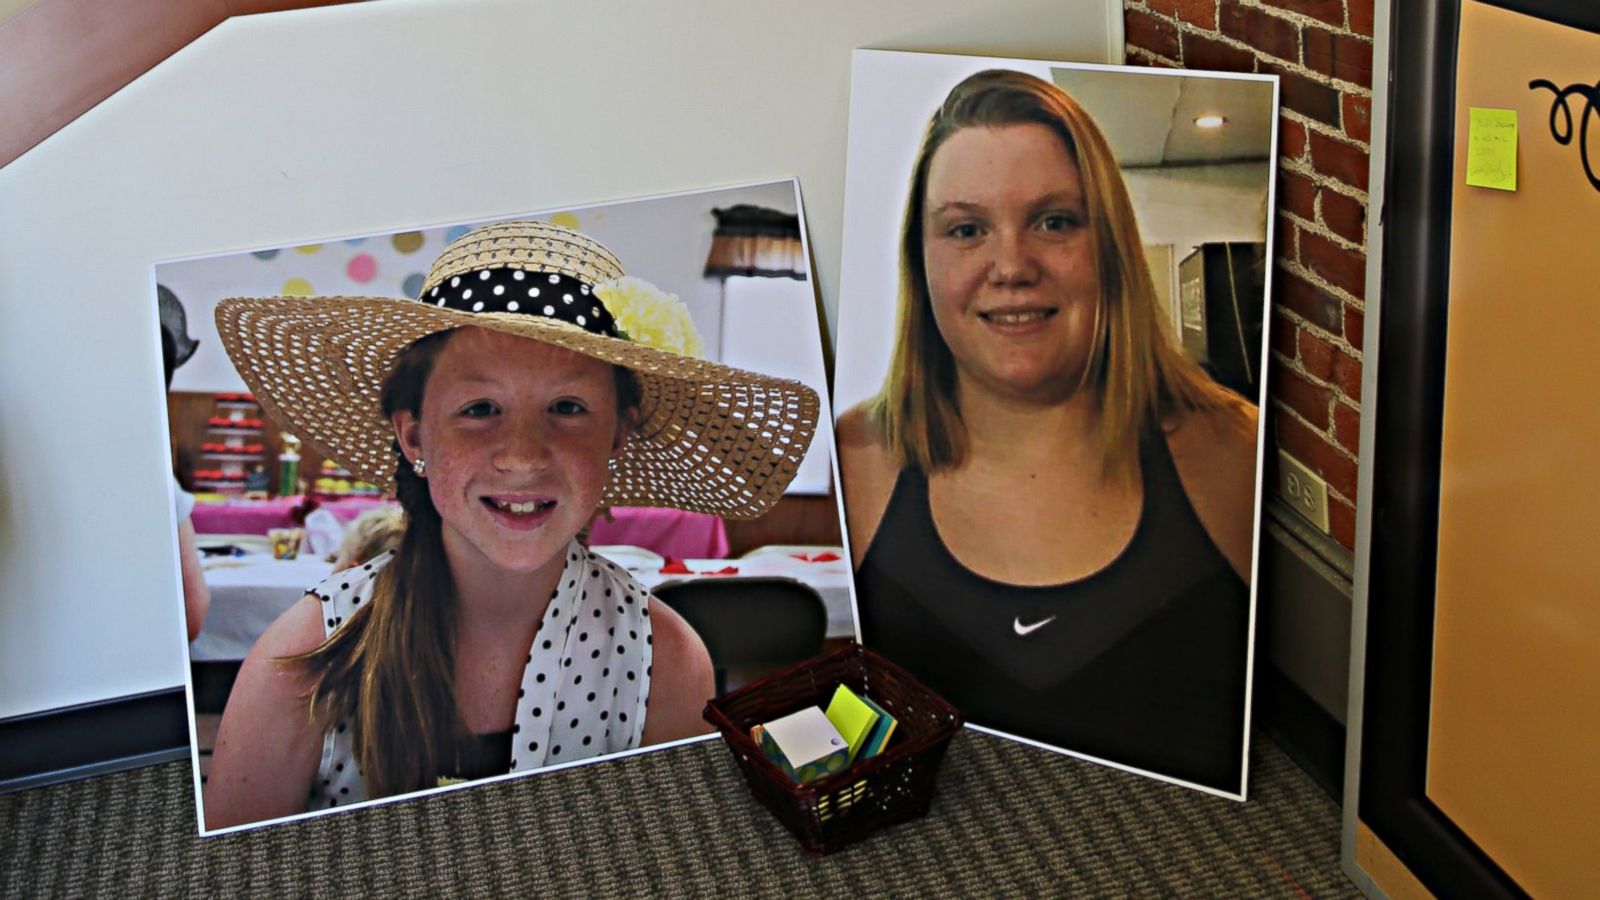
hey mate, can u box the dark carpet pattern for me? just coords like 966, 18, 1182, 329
1, 731, 1358, 897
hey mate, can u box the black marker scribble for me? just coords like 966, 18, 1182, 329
1529, 78, 1600, 193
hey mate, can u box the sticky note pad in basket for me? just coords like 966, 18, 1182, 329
855, 695, 897, 761
823, 684, 880, 763
704, 642, 964, 856
758, 706, 850, 784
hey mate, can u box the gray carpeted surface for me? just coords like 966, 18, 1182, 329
2, 731, 1358, 897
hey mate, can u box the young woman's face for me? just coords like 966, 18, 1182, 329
392, 327, 628, 576
921, 122, 1103, 403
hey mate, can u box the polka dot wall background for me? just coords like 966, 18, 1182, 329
158, 179, 805, 409
346, 253, 377, 284
218, 215, 586, 306
391, 231, 425, 254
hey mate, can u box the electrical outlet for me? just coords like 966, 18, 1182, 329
1278, 450, 1330, 533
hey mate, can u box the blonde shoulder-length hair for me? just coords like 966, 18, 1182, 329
869, 68, 1237, 482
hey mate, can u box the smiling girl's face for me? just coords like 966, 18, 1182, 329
392, 327, 629, 577
921, 123, 1103, 404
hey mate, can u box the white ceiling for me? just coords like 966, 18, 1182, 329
1051, 67, 1276, 167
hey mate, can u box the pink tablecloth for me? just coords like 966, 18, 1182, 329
191, 496, 393, 535
589, 507, 730, 559
194, 498, 729, 560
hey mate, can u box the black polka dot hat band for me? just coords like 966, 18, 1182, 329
426, 269, 620, 339
216, 220, 820, 519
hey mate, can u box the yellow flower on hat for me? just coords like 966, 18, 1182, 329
594, 276, 705, 359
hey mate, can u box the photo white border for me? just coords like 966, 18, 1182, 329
156, 177, 855, 836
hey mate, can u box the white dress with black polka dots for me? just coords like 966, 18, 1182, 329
306, 541, 653, 811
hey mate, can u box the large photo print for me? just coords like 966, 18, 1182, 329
834, 51, 1276, 797
156, 180, 850, 834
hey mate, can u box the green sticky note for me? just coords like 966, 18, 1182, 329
1465, 107, 1517, 191
823, 684, 880, 763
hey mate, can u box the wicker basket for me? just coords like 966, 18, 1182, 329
703, 642, 963, 855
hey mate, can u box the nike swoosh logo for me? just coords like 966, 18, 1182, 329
1013, 615, 1057, 637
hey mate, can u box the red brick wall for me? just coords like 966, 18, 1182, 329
1126, 0, 1373, 551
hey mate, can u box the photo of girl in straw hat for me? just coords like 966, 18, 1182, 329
197, 214, 821, 831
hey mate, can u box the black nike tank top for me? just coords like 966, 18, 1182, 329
855, 425, 1250, 793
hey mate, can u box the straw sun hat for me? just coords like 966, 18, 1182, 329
216, 220, 820, 519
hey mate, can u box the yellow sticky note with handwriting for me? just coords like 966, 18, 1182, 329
1465, 107, 1517, 191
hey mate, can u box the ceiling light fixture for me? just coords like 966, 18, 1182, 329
1194, 114, 1227, 129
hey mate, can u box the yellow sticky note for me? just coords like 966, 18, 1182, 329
1465, 107, 1517, 191
823, 684, 880, 763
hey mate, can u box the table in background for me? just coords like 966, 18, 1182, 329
190, 546, 848, 666
191, 496, 391, 536
589, 506, 729, 559
194, 499, 730, 562
627, 554, 855, 639
190, 553, 334, 662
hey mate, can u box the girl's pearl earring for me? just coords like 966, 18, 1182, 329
412, 458, 427, 477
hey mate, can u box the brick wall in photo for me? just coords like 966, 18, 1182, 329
1125, 0, 1373, 551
